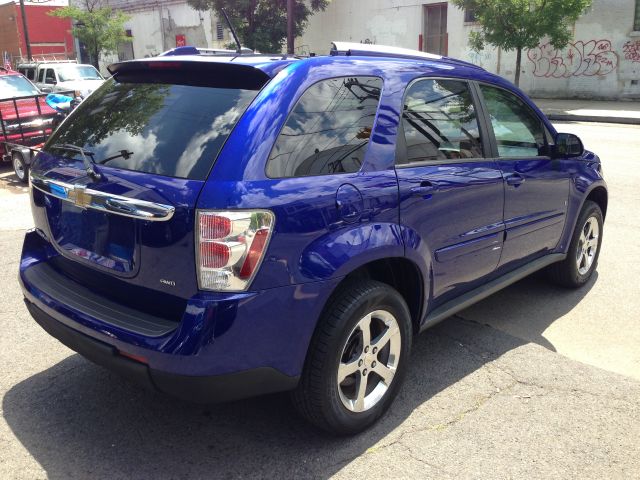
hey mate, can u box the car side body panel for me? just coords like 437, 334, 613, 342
18, 52, 607, 403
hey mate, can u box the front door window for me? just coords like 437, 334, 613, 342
479, 84, 548, 157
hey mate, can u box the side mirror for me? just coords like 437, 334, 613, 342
553, 133, 584, 158
40, 86, 53, 93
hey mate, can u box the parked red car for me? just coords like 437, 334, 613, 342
0, 67, 58, 182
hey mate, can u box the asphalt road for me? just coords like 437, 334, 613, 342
0, 122, 638, 479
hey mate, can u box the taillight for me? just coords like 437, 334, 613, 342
197, 210, 275, 291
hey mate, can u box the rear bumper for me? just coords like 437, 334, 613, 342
20, 230, 341, 402
25, 298, 299, 403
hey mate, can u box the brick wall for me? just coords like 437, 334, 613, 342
0, 3, 21, 63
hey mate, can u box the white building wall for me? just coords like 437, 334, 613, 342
298, 0, 640, 99
99, 0, 233, 73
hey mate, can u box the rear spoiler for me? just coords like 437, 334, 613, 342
107, 58, 271, 90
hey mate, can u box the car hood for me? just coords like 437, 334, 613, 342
57, 79, 105, 96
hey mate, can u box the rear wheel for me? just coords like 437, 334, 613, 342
548, 200, 603, 288
12, 152, 28, 184
292, 280, 412, 435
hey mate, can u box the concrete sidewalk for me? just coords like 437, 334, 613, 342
533, 98, 640, 125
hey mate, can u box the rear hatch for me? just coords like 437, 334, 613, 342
29, 60, 270, 322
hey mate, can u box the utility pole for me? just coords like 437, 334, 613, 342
287, 0, 294, 54
19, 0, 32, 61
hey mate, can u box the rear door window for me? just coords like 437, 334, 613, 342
399, 78, 484, 164
44, 76, 259, 180
266, 76, 382, 178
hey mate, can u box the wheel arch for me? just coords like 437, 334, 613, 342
585, 185, 608, 219
324, 257, 426, 335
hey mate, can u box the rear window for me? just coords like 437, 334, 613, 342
44, 75, 259, 180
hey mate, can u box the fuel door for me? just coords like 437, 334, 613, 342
335, 183, 364, 223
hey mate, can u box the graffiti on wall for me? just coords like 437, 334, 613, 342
623, 40, 640, 63
528, 40, 618, 78
467, 50, 493, 67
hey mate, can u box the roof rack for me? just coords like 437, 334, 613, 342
159, 46, 254, 57
15, 56, 77, 66
329, 41, 482, 70
331, 41, 443, 61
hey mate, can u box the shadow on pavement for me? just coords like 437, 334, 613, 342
459, 271, 598, 352
3, 275, 596, 478
0, 163, 28, 193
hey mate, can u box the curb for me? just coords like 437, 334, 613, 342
546, 114, 640, 125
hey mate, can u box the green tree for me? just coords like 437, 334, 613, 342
49, 0, 131, 69
187, 0, 328, 53
451, 0, 591, 86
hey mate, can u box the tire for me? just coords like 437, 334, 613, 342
548, 200, 603, 288
12, 152, 29, 184
292, 280, 412, 435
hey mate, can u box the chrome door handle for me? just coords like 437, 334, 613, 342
410, 181, 437, 197
506, 174, 525, 186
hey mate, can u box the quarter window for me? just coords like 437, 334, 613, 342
400, 79, 483, 164
266, 76, 382, 178
479, 84, 547, 158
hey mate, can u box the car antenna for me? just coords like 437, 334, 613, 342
221, 8, 242, 55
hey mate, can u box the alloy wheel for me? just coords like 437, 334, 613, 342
13, 156, 25, 181
337, 310, 401, 413
576, 216, 599, 275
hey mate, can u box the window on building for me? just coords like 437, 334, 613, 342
400, 79, 483, 164
464, 8, 477, 23
479, 84, 548, 158
266, 77, 382, 178
635, 0, 640, 31
216, 22, 224, 40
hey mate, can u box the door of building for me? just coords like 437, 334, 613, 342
423, 3, 448, 55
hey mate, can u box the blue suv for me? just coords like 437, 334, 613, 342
19, 42, 607, 434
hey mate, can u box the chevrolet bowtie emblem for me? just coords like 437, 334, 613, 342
67, 185, 92, 209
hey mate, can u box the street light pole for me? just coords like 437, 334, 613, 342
19, 0, 32, 61
287, 0, 294, 54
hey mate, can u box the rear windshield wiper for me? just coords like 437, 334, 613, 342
49, 143, 102, 181
97, 150, 134, 164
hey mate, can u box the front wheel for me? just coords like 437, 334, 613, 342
292, 280, 412, 435
548, 200, 603, 288
12, 152, 28, 184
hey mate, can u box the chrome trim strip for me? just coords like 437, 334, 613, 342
30, 172, 175, 222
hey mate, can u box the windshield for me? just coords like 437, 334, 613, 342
0, 75, 39, 98
44, 76, 259, 180
57, 65, 103, 82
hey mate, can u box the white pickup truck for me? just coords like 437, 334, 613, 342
17, 60, 104, 98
